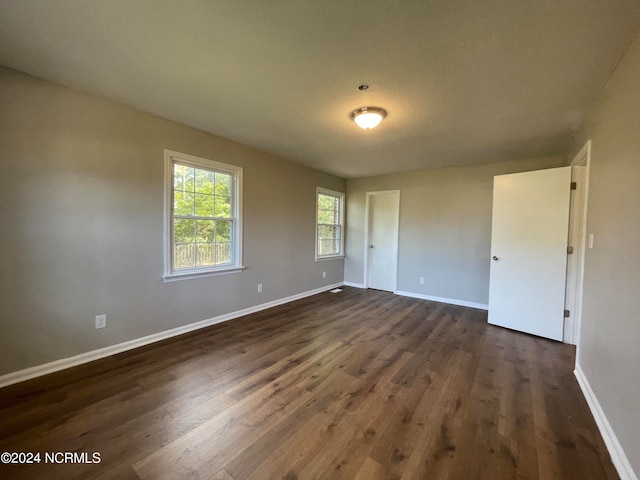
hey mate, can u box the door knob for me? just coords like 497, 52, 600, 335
492, 256, 499, 261
369, 245, 374, 249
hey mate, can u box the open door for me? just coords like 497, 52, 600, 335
488, 167, 571, 341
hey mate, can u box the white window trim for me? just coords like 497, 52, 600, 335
315, 187, 345, 261
163, 149, 244, 281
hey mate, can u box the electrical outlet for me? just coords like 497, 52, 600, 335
257, 283, 263, 293
419, 277, 425, 285
322, 271, 326, 278
95, 314, 106, 329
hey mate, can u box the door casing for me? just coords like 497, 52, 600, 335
565, 140, 592, 347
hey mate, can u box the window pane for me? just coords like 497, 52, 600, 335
196, 219, 215, 243
174, 191, 194, 216
318, 194, 338, 211
195, 168, 214, 193
318, 209, 335, 224
174, 165, 195, 192
173, 165, 186, 191
174, 243, 195, 269
318, 238, 337, 256
317, 223, 339, 256
317, 224, 330, 238
318, 194, 329, 209
174, 218, 195, 243
215, 172, 232, 196
214, 196, 231, 218
215, 243, 232, 264
194, 193, 214, 217
215, 220, 232, 242
174, 164, 195, 192
196, 243, 214, 267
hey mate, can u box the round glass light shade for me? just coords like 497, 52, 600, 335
351, 107, 387, 129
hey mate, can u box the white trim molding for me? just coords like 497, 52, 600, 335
343, 281, 365, 288
395, 290, 489, 310
574, 364, 638, 480
0, 283, 343, 389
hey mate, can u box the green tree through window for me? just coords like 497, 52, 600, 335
172, 163, 233, 269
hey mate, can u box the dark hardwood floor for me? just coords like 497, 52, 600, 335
0, 287, 617, 479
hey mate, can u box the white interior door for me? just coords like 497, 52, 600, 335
366, 191, 400, 292
488, 167, 571, 341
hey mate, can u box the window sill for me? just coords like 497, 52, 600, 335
315, 255, 346, 262
163, 266, 246, 282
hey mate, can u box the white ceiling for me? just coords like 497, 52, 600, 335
1, 1, 639, 178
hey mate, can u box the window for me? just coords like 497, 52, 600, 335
164, 150, 243, 280
316, 187, 345, 260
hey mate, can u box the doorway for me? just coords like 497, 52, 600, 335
488, 141, 591, 344
364, 190, 400, 292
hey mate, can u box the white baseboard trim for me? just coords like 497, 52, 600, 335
574, 363, 638, 480
0, 282, 343, 389
343, 281, 366, 289
394, 290, 489, 310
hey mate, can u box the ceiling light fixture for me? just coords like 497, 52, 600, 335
350, 106, 387, 130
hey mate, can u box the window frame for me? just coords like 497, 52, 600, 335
163, 150, 244, 281
315, 187, 345, 261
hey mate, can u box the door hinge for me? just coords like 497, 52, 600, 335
567, 246, 574, 254
570, 182, 577, 190
564, 309, 570, 318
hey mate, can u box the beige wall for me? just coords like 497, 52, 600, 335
569, 33, 640, 477
344, 156, 565, 305
0, 67, 345, 376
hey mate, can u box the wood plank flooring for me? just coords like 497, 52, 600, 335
0, 287, 618, 479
